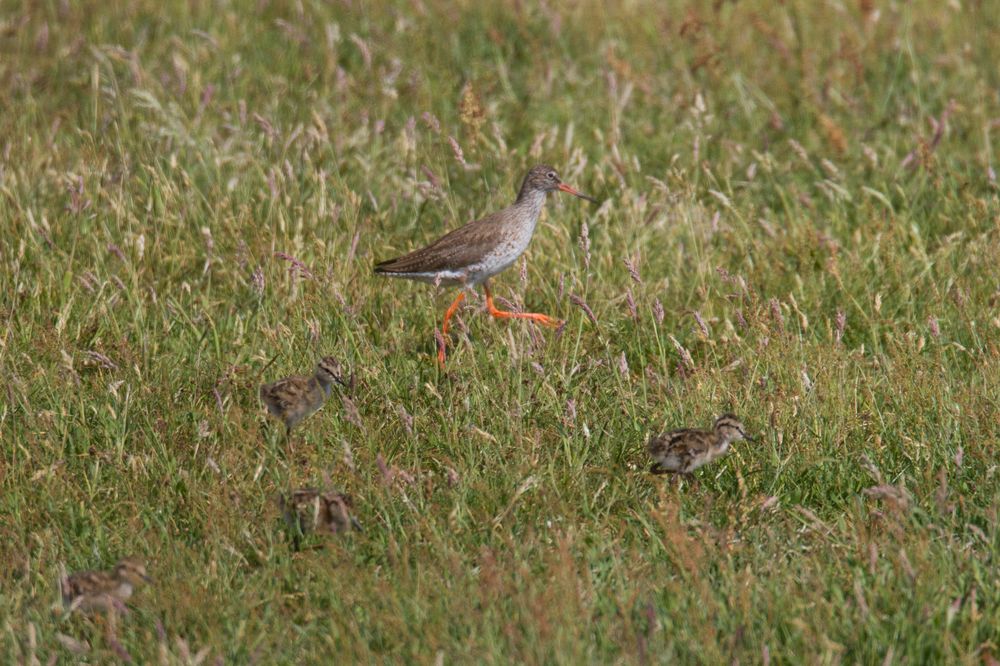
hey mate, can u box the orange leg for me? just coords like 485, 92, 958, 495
483, 283, 562, 328
438, 291, 466, 366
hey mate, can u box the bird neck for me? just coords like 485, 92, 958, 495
512, 188, 547, 226
515, 183, 547, 206
316, 374, 336, 396
712, 438, 732, 456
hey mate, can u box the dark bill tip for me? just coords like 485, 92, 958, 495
557, 182, 599, 204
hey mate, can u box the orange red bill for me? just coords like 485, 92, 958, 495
557, 182, 598, 203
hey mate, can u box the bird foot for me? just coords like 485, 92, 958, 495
487, 308, 562, 328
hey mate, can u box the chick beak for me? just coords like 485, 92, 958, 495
335, 371, 354, 390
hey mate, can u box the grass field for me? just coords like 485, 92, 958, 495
2, 0, 1000, 662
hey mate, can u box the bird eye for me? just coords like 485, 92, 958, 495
547, 171, 557, 180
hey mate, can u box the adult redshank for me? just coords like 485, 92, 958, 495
374, 164, 597, 365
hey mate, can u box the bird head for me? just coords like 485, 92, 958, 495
713, 414, 754, 444
520, 164, 598, 203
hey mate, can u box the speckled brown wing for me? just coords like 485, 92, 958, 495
374, 210, 508, 274
646, 429, 686, 457
260, 375, 324, 429
62, 570, 119, 610
647, 429, 714, 474
260, 376, 310, 414
317, 491, 361, 534
63, 570, 111, 600
280, 488, 322, 536
280, 489, 360, 547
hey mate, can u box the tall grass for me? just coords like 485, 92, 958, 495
2, 0, 999, 662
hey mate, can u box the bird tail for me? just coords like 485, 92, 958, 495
373, 256, 407, 274
373, 249, 435, 275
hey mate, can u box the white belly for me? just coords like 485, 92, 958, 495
465, 223, 535, 285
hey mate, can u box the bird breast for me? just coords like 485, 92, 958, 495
482, 193, 546, 271
713, 441, 731, 457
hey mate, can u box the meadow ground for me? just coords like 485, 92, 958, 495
2, 0, 999, 663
